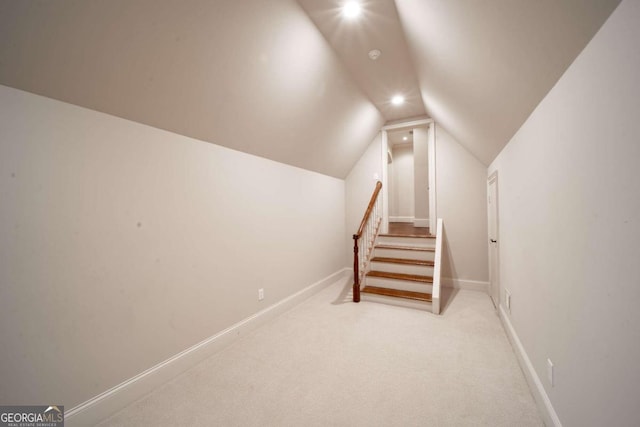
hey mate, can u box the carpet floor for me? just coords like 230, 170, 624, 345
98, 277, 543, 426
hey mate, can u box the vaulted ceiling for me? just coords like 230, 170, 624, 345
298, 0, 426, 122
0, 0, 621, 176
300, 0, 621, 165
0, 0, 384, 178
396, 0, 621, 165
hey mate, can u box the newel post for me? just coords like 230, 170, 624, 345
353, 234, 360, 302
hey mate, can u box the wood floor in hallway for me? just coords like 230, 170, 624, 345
387, 221, 431, 236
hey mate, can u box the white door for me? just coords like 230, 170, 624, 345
488, 172, 499, 308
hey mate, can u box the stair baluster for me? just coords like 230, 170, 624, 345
353, 181, 382, 302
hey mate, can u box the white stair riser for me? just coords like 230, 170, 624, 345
361, 293, 431, 311
365, 276, 433, 294
374, 248, 435, 261
377, 235, 435, 248
370, 262, 434, 276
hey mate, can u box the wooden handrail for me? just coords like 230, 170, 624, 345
353, 181, 382, 302
355, 181, 382, 239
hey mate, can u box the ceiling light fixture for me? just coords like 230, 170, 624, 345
391, 95, 404, 105
368, 49, 381, 60
403, 136, 408, 141
343, 1, 361, 19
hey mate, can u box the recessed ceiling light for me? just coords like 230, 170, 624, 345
403, 136, 408, 141
391, 95, 404, 105
343, 2, 361, 19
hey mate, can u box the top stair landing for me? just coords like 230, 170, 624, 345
378, 223, 435, 249
387, 222, 431, 237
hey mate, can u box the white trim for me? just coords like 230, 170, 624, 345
428, 123, 437, 233
65, 268, 350, 427
413, 218, 429, 228
381, 131, 389, 234
441, 277, 489, 293
382, 118, 433, 131
487, 170, 500, 308
499, 305, 562, 427
389, 216, 414, 223
431, 218, 443, 314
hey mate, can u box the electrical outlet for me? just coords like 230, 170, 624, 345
258, 288, 264, 301
547, 358, 554, 387
505, 289, 511, 313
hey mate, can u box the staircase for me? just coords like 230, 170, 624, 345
352, 182, 442, 314
361, 231, 438, 311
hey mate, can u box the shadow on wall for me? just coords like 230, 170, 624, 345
439, 288, 459, 315
439, 225, 459, 313
440, 224, 457, 280
332, 276, 355, 305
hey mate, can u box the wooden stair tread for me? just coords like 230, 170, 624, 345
362, 286, 432, 302
371, 257, 434, 266
367, 270, 433, 283
379, 233, 436, 239
375, 244, 435, 252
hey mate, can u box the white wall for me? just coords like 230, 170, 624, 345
0, 86, 346, 409
389, 144, 415, 220
436, 126, 489, 285
413, 127, 429, 224
488, 1, 640, 425
345, 134, 382, 263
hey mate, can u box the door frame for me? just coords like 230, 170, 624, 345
427, 123, 436, 234
381, 118, 435, 235
487, 171, 500, 308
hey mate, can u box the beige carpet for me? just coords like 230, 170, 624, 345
98, 277, 543, 426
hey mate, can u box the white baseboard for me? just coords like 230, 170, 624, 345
65, 268, 350, 427
499, 305, 562, 427
413, 218, 429, 228
441, 277, 489, 293
389, 216, 414, 223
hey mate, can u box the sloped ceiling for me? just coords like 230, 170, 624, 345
296, 0, 620, 166
298, 0, 426, 121
0, 0, 622, 175
396, 0, 621, 165
0, 0, 384, 178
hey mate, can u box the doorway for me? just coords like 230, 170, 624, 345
388, 130, 416, 225
488, 171, 499, 308
381, 119, 435, 235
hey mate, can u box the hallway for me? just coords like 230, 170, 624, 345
99, 278, 542, 426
